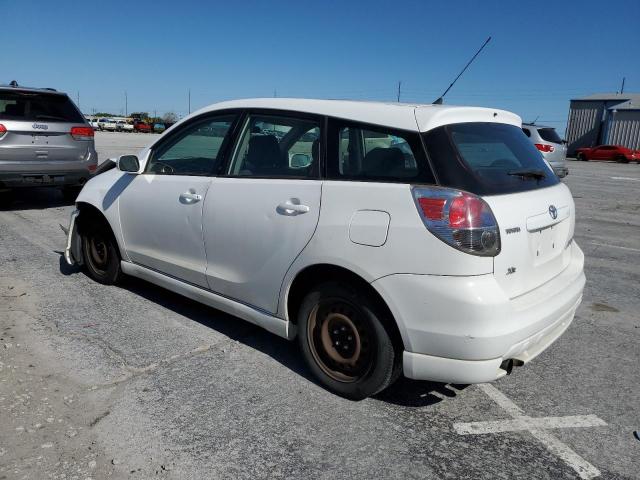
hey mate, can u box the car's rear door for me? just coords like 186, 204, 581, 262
202, 111, 322, 313
118, 113, 240, 287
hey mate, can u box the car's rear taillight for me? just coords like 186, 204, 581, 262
412, 186, 500, 256
0, 124, 6, 138
535, 143, 554, 153
70, 126, 94, 140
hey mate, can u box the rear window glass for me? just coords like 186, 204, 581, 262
423, 122, 559, 195
0, 91, 84, 123
537, 127, 562, 144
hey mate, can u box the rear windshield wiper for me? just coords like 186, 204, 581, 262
507, 169, 546, 180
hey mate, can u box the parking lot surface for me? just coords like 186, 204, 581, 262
1, 135, 639, 479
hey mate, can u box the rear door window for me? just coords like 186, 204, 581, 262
423, 122, 558, 195
228, 114, 321, 178
0, 91, 84, 123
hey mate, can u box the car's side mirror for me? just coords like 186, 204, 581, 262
290, 153, 311, 168
117, 155, 140, 173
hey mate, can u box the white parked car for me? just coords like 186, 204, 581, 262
64, 99, 585, 399
116, 120, 134, 132
101, 118, 118, 132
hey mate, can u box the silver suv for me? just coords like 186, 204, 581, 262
0, 81, 97, 200
522, 123, 568, 178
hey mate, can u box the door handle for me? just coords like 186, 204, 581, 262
277, 201, 310, 215
179, 191, 202, 204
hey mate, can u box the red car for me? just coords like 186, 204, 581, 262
575, 145, 640, 163
133, 121, 152, 133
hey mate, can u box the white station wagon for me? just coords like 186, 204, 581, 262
64, 99, 585, 399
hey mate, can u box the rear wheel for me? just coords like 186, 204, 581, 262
577, 153, 587, 161
615, 155, 629, 164
81, 220, 122, 285
298, 282, 399, 400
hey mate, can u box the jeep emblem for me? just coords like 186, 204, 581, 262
32, 123, 48, 130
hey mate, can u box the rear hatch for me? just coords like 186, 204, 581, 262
0, 89, 91, 164
423, 122, 574, 298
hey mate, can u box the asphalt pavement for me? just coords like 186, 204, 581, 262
1, 136, 638, 479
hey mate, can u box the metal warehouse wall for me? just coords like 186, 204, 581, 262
605, 111, 640, 150
565, 101, 604, 154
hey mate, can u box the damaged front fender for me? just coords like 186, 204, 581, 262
61, 209, 83, 266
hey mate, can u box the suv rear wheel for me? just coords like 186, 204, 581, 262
81, 219, 122, 285
298, 282, 399, 400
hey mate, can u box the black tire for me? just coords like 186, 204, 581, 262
297, 281, 399, 400
615, 155, 629, 164
81, 220, 122, 285
577, 153, 587, 161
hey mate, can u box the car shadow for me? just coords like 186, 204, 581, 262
57, 252, 470, 405
0, 187, 76, 211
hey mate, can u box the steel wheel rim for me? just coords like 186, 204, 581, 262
88, 235, 109, 272
307, 299, 373, 383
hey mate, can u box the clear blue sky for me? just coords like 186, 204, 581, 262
3, 0, 639, 134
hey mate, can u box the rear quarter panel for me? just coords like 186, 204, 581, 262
277, 181, 494, 319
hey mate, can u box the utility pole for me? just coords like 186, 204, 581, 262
620, 77, 626, 94
77, 91, 80, 109
188, 88, 191, 114
125, 91, 128, 116
397, 81, 402, 102
273, 88, 277, 98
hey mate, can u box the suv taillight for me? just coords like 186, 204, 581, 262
535, 143, 554, 153
412, 186, 500, 257
70, 126, 94, 140
0, 124, 6, 138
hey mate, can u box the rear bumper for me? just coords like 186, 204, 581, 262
552, 165, 569, 178
0, 169, 93, 188
373, 242, 585, 383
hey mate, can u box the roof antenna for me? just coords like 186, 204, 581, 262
433, 36, 492, 105
530, 115, 539, 125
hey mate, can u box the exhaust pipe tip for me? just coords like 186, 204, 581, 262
499, 359, 525, 375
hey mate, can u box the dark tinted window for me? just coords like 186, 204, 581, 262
147, 115, 237, 175
522, 128, 531, 137
537, 127, 562, 144
229, 114, 321, 178
0, 91, 84, 122
328, 121, 434, 183
424, 122, 558, 195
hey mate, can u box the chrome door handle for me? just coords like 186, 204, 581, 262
277, 201, 310, 215
179, 191, 202, 203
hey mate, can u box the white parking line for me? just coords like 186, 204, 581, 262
610, 176, 640, 181
590, 241, 640, 253
452, 384, 606, 479
454, 414, 606, 435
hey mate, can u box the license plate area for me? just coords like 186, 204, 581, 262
23, 174, 65, 184
529, 224, 562, 266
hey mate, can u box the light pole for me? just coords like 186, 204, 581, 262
125, 91, 128, 117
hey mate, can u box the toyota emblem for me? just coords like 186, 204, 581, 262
549, 205, 558, 220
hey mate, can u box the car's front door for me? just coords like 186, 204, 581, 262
203, 112, 323, 313
118, 113, 239, 287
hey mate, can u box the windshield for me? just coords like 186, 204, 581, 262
537, 127, 563, 144
0, 91, 85, 123
423, 122, 559, 195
